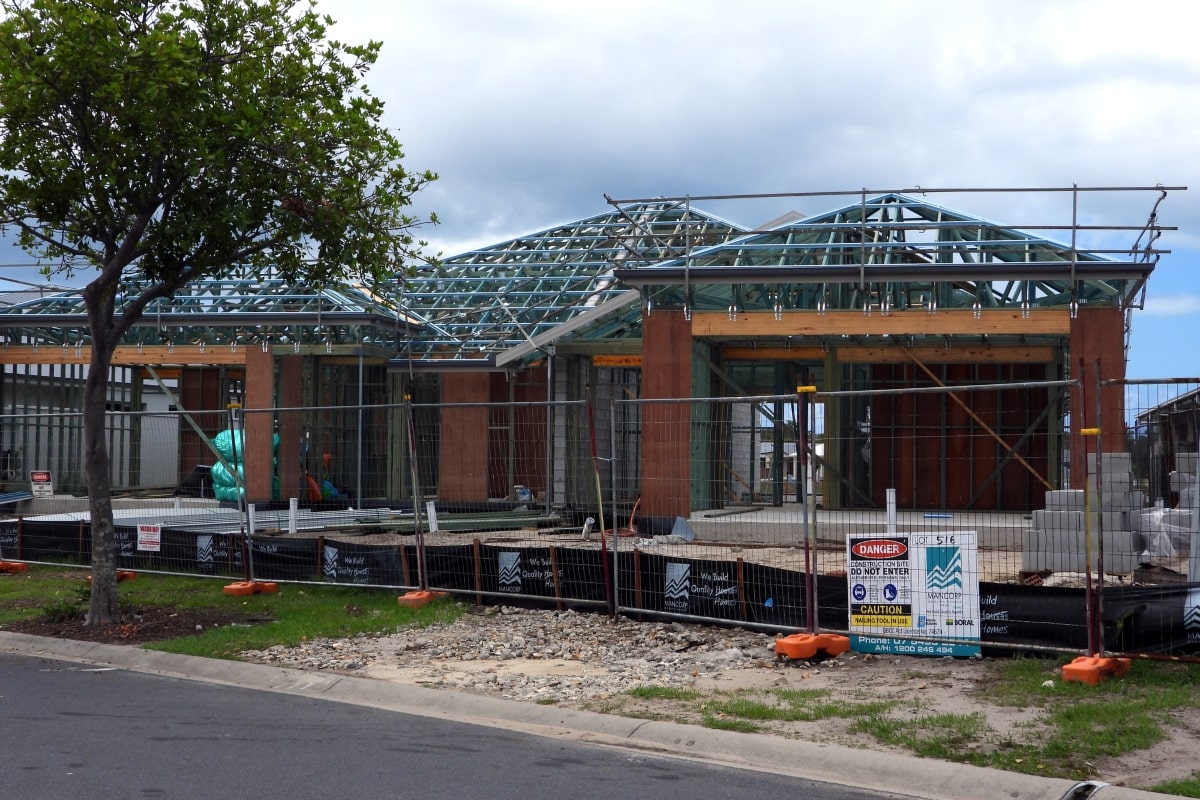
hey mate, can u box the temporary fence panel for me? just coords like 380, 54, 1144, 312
403, 399, 611, 606
608, 378, 1182, 658
1112, 377, 1200, 656
610, 394, 820, 631
4, 376, 1199, 662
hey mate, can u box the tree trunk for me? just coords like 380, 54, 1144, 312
84, 337, 118, 626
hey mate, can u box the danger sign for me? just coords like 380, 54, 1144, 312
29, 470, 53, 498
137, 523, 162, 552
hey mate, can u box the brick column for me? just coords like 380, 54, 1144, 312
640, 309, 693, 519
243, 346, 275, 503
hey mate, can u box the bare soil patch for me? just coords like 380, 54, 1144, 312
3, 605, 264, 645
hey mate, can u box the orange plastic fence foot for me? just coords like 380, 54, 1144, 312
223, 580, 279, 597
84, 570, 137, 583
775, 632, 852, 662
1061, 656, 1132, 686
397, 590, 448, 608
0, 561, 29, 573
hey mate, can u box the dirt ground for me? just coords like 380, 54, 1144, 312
3, 604, 263, 643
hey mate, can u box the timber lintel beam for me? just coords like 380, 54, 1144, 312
692, 308, 1071, 337
719, 345, 1056, 364
0, 343, 388, 366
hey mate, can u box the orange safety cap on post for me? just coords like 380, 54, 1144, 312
397, 590, 448, 608
223, 581, 279, 597
775, 632, 851, 662
1061, 656, 1131, 686
0, 561, 30, 573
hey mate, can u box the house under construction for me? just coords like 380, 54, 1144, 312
0, 186, 1178, 523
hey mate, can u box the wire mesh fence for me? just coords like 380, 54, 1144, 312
0, 378, 1197, 658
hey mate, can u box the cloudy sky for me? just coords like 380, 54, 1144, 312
313, 0, 1199, 379
1, 0, 1194, 380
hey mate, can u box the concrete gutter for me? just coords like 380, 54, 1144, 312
0, 632, 1175, 800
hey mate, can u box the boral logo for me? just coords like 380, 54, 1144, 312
850, 538, 908, 560
197, 534, 213, 567
925, 546, 963, 591
323, 545, 339, 580
1186, 589, 1200, 640
498, 551, 521, 593
665, 562, 690, 612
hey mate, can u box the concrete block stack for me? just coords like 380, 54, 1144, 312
1021, 452, 1142, 575
1131, 452, 1197, 559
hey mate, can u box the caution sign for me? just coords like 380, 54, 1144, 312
847, 532, 980, 657
850, 603, 912, 627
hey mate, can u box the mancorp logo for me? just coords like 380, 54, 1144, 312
323, 545, 339, 580
195, 534, 238, 571
925, 546, 963, 591
850, 538, 908, 561
1186, 588, 1200, 639
665, 562, 690, 612
498, 551, 521, 593
197, 534, 213, 567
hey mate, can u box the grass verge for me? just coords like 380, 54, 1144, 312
0, 565, 462, 658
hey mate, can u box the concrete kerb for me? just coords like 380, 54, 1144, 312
0, 632, 1174, 800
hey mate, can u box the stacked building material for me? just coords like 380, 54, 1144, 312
1131, 451, 1196, 559
1022, 452, 1142, 575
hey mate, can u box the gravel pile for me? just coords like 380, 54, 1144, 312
242, 605, 784, 705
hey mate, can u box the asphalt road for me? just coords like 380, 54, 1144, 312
0, 652, 901, 800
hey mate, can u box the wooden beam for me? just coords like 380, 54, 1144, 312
0, 343, 385, 366
836, 345, 1056, 364
720, 347, 825, 361
0, 344, 247, 365
720, 344, 1056, 364
692, 308, 1071, 337
593, 354, 643, 367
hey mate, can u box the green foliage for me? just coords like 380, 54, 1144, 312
705, 688, 901, 722
1153, 773, 1200, 798
624, 685, 703, 702
0, 0, 436, 288
0, 568, 90, 622
0, 0, 435, 623
0, 567, 462, 657
701, 715, 760, 733
850, 712, 992, 761
145, 585, 461, 658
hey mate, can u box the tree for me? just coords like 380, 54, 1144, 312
0, 0, 436, 625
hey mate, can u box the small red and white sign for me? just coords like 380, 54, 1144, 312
29, 470, 53, 498
137, 523, 162, 552
850, 539, 908, 560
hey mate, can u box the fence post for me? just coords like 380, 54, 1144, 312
798, 385, 818, 633
404, 397, 427, 591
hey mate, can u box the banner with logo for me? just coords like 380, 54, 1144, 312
848, 532, 981, 657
